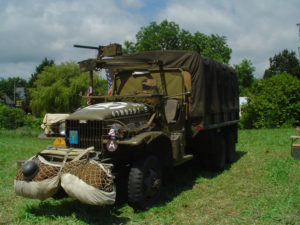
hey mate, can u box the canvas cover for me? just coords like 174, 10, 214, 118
14, 149, 116, 205
14, 155, 61, 200
60, 160, 116, 205
41, 113, 69, 135
112, 51, 239, 124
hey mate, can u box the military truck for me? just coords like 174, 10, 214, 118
14, 44, 239, 210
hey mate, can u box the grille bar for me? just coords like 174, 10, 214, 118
66, 120, 102, 150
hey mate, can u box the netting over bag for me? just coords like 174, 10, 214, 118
14, 147, 116, 205
60, 160, 116, 205
14, 155, 61, 200
61, 160, 114, 192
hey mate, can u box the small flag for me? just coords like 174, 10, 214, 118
105, 69, 112, 96
87, 86, 92, 105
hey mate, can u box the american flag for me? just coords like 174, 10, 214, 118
105, 69, 112, 96
87, 86, 92, 105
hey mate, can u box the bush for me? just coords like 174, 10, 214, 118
24, 115, 43, 130
240, 73, 300, 128
0, 101, 42, 130
0, 103, 26, 129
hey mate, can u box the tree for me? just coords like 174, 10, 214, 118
29, 62, 107, 117
123, 20, 232, 64
240, 73, 300, 128
234, 59, 255, 96
135, 20, 181, 51
192, 32, 232, 64
30, 62, 89, 117
0, 77, 27, 101
263, 49, 300, 79
28, 58, 54, 88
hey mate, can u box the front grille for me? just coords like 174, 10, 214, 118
66, 114, 151, 150
66, 120, 102, 150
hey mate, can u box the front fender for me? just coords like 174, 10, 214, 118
112, 131, 166, 146
103, 132, 173, 168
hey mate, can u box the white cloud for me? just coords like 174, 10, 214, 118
158, 0, 300, 77
0, 62, 37, 78
120, 0, 144, 9
1, 0, 300, 79
0, 0, 142, 79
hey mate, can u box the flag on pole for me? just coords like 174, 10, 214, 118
87, 86, 92, 105
105, 69, 112, 96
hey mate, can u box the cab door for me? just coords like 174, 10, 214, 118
163, 69, 192, 166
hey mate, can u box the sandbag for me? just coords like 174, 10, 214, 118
60, 160, 116, 205
14, 155, 61, 200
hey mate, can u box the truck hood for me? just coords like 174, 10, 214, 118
67, 102, 150, 120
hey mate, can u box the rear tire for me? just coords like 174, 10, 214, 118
209, 133, 226, 171
128, 155, 162, 210
225, 132, 236, 163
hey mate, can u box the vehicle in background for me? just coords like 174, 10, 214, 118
38, 113, 69, 139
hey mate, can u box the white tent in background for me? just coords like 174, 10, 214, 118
239, 97, 248, 117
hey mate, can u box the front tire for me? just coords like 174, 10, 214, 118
128, 155, 162, 210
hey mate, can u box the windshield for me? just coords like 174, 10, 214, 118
114, 69, 184, 97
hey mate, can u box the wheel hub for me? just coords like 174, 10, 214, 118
144, 168, 161, 197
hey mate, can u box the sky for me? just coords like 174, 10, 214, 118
1, 0, 300, 80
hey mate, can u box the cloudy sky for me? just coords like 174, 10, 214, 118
1, 0, 300, 80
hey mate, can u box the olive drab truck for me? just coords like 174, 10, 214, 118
14, 44, 239, 210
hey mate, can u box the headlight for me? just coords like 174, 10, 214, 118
59, 122, 66, 136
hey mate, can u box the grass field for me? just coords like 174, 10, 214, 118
0, 127, 299, 224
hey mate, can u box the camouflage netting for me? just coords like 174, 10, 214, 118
14, 155, 61, 200
14, 153, 116, 205
15, 156, 60, 182
61, 160, 114, 192
60, 160, 116, 205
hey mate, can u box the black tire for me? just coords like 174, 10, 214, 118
225, 132, 236, 163
128, 155, 162, 210
209, 133, 226, 171
195, 132, 211, 170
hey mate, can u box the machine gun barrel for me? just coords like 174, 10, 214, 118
73, 44, 101, 50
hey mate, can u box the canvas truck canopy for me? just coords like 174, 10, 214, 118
110, 50, 239, 125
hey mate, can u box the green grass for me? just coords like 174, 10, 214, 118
0, 128, 299, 224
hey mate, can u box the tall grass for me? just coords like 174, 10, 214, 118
0, 126, 41, 137
0, 128, 299, 224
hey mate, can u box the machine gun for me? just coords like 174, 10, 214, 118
73, 43, 122, 96
74, 43, 122, 59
